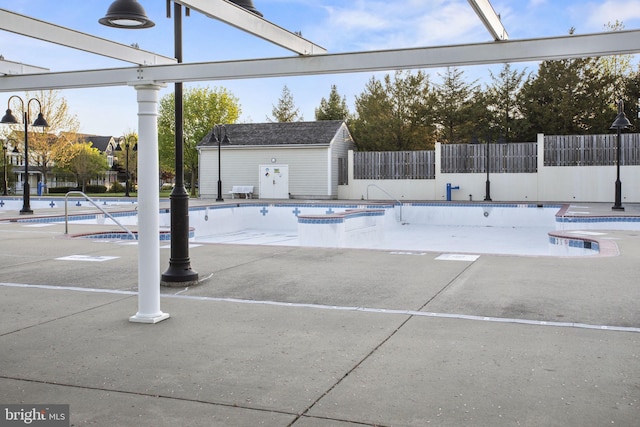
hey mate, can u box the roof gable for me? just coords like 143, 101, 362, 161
78, 135, 114, 152
198, 120, 347, 148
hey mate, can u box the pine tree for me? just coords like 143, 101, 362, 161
485, 63, 528, 141
435, 67, 481, 144
351, 70, 437, 151
315, 85, 349, 121
270, 85, 303, 122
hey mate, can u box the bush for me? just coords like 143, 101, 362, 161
108, 182, 125, 193
85, 185, 107, 193
48, 186, 80, 194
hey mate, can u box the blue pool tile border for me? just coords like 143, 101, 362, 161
549, 236, 600, 252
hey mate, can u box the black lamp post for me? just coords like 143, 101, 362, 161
2, 142, 8, 196
1, 96, 49, 214
610, 100, 631, 211
484, 135, 492, 201
100, 0, 197, 286
115, 135, 138, 197
101, 0, 261, 286
212, 124, 229, 202
160, 1, 199, 285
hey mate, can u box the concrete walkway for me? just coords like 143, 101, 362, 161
0, 201, 639, 426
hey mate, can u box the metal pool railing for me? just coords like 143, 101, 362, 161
366, 184, 403, 222
64, 191, 136, 240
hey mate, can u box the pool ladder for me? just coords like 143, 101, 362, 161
64, 191, 136, 240
366, 184, 403, 223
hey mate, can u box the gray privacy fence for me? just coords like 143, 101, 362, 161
354, 150, 436, 179
544, 134, 640, 166
440, 142, 537, 173
354, 133, 640, 179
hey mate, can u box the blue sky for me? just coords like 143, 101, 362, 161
2, 0, 640, 135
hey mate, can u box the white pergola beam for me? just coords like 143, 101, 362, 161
468, 0, 508, 41
0, 8, 176, 66
0, 58, 48, 75
1, 30, 638, 92
176, 0, 326, 55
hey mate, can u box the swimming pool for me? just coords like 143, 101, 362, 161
16, 200, 633, 257
185, 203, 597, 257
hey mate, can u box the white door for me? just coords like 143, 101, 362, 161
259, 165, 289, 199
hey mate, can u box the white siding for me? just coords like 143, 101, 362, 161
328, 123, 355, 196
199, 146, 330, 199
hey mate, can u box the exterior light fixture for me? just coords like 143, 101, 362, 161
1, 96, 49, 214
115, 135, 138, 197
610, 100, 632, 211
99, 0, 155, 28
212, 124, 230, 202
229, 0, 263, 17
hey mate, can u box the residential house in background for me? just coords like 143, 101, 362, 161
52, 133, 120, 190
2, 133, 120, 194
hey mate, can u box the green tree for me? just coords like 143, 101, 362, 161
54, 142, 108, 192
270, 85, 303, 122
599, 21, 634, 105
158, 86, 241, 195
434, 67, 481, 144
484, 64, 528, 141
518, 57, 614, 138
315, 85, 350, 120
351, 70, 437, 151
623, 66, 640, 129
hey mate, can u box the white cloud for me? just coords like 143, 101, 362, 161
528, 0, 547, 7
585, 0, 640, 29
306, 0, 486, 51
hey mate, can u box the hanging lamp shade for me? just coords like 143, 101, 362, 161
99, 0, 155, 29
610, 100, 632, 130
610, 111, 631, 130
32, 112, 49, 128
0, 109, 18, 124
229, 0, 263, 17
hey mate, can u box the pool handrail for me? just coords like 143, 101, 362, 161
366, 184, 403, 222
64, 191, 136, 240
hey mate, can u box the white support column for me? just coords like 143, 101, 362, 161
435, 142, 443, 199
536, 133, 544, 202
130, 83, 170, 324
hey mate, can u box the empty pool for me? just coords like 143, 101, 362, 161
188, 203, 596, 257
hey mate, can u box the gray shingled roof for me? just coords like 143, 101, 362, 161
77, 135, 113, 153
197, 121, 346, 148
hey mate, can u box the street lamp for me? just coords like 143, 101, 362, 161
484, 135, 492, 201
2, 142, 7, 196
212, 124, 230, 202
1, 96, 49, 214
610, 100, 631, 211
1, 139, 18, 196
101, 1, 261, 286
100, 0, 197, 286
114, 135, 138, 197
